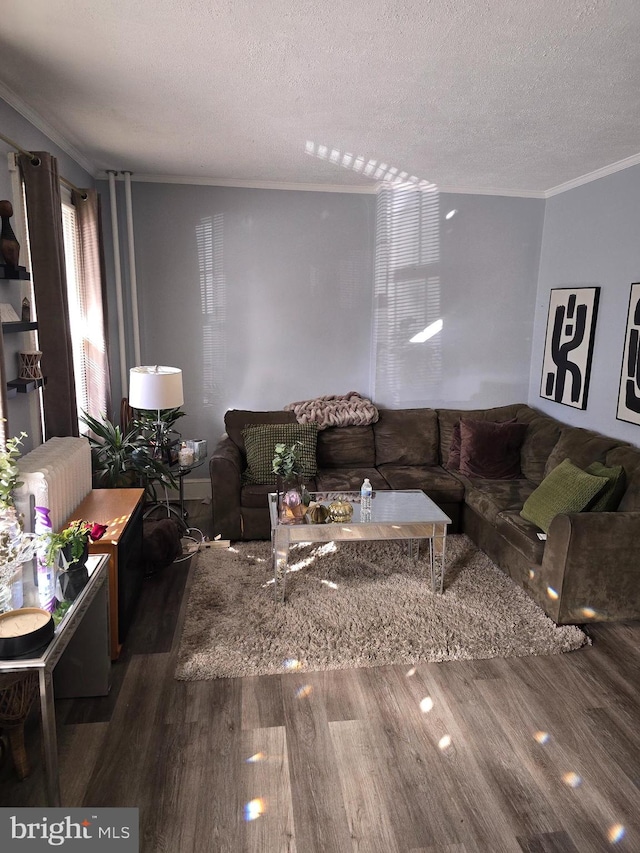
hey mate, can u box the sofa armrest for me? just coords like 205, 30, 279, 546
209, 436, 243, 540
541, 511, 640, 622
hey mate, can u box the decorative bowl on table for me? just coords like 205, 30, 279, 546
0, 607, 55, 660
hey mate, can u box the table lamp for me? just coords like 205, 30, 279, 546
129, 365, 184, 458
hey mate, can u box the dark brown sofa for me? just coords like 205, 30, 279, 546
209, 403, 640, 624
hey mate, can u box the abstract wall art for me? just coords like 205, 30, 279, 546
617, 282, 640, 426
540, 286, 600, 410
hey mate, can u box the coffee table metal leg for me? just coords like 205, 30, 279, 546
408, 538, 419, 559
429, 528, 447, 593
272, 527, 289, 602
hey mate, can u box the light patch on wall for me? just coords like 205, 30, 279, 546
305, 140, 437, 191
410, 318, 443, 343
305, 139, 442, 406
445, 209, 457, 220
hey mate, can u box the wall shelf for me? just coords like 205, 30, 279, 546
0, 264, 30, 281
2, 321, 38, 333
7, 377, 47, 394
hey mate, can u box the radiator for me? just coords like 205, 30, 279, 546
15, 437, 93, 532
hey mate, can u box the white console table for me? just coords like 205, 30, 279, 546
0, 553, 111, 805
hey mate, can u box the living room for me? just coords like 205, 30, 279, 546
0, 3, 639, 851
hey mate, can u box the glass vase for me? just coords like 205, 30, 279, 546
278, 475, 308, 524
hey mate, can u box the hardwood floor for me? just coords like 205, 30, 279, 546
1, 500, 639, 852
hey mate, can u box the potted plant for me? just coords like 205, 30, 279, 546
131, 406, 185, 464
0, 429, 39, 612
38, 519, 108, 601
79, 411, 177, 500
272, 442, 309, 523
0, 428, 26, 511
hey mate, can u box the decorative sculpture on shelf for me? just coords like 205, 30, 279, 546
18, 351, 43, 381
0, 200, 20, 273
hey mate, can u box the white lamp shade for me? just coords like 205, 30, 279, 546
129, 365, 184, 410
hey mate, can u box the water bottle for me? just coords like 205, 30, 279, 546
360, 478, 372, 513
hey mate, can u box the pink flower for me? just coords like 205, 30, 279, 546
282, 489, 302, 508
89, 522, 108, 542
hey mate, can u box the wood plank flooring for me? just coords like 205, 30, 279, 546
1, 500, 639, 852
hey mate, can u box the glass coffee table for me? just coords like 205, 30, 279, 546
268, 489, 451, 602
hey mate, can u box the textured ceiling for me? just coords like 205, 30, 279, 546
1, 0, 640, 195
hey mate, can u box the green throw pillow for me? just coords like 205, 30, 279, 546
242, 423, 318, 485
520, 458, 608, 533
585, 461, 626, 512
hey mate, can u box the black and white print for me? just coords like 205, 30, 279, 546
617, 282, 640, 426
540, 287, 600, 410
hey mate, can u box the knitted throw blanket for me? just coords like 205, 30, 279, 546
285, 392, 379, 430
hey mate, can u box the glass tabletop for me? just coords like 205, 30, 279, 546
0, 553, 109, 671
269, 489, 451, 527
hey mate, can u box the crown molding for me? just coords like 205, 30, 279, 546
99, 172, 379, 194
100, 171, 550, 198
0, 80, 97, 177
437, 184, 546, 199
545, 151, 640, 197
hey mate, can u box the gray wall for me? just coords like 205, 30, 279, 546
529, 164, 640, 446
119, 182, 544, 461
126, 183, 376, 454
433, 192, 544, 408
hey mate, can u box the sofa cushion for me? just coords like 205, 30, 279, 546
495, 511, 546, 565
316, 425, 376, 468
377, 464, 465, 503
520, 458, 608, 533
437, 404, 524, 465
516, 414, 563, 484
585, 462, 626, 512
605, 445, 640, 511
459, 418, 527, 479
463, 478, 537, 525
315, 467, 388, 492
225, 409, 296, 454
373, 408, 439, 466
445, 420, 462, 470
544, 427, 622, 477
242, 423, 318, 485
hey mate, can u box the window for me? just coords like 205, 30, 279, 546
61, 195, 87, 430
61, 188, 109, 434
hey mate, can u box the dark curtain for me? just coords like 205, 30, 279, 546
72, 188, 112, 421
18, 152, 78, 438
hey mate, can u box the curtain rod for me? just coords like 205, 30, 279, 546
0, 129, 87, 196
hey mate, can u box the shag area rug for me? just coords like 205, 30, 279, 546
175, 535, 589, 680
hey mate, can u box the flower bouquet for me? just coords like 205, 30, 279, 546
39, 519, 108, 602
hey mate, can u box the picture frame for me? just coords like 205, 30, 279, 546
616, 282, 640, 426
540, 286, 600, 410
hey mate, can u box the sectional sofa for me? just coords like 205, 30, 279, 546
209, 404, 640, 624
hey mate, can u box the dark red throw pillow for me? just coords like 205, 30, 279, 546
459, 418, 528, 479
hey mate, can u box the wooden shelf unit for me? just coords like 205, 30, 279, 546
0, 264, 30, 280
2, 321, 38, 333
7, 377, 46, 394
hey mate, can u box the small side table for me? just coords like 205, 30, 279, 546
174, 457, 206, 519
63, 488, 145, 661
144, 457, 206, 527
0, 554, 110, 805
